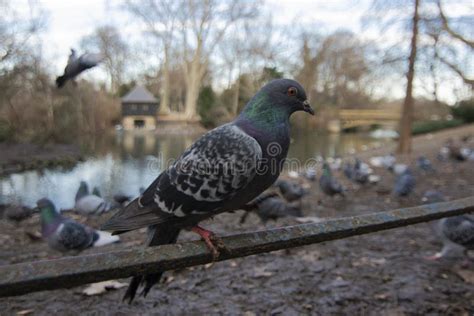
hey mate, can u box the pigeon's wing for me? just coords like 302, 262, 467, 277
78, 53, 102, 69
443, 216, 474, 248
102, 124, 262, 232
57, 221, 94, 251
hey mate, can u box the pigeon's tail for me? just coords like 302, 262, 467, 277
124, 225, 181, 304
56, 75, 67, 88
91, 230, 120, 247
101, 198, 167, 235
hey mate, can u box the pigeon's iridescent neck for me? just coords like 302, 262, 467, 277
40, 206, 62, 237
236, 93, 290, 133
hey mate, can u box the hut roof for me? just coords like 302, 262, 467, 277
121, 86, 157, 103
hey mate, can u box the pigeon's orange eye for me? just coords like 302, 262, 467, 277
287, 87, 297, 96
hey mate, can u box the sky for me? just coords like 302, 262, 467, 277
15, 0, 473, 104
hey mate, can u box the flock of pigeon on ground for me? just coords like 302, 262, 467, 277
1, 73, 473, 302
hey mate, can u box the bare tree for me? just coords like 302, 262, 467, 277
81, 25, 129, 94
398, 0, 420, 153
178, 0, 258, 119
124, 0, 180, 114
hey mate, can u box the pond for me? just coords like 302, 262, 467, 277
0, 129, 393, 209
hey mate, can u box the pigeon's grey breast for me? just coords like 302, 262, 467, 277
441, 215, 474, 249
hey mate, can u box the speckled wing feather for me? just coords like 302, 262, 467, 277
442, 215, 474, 249
102, 123, 262, 232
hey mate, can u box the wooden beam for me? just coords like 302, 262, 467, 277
1, 197, 473, 297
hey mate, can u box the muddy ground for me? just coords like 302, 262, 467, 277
1, 125, 474, 315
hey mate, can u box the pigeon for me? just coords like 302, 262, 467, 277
319, 162, 345, 196
56, 49, 103, 88
428, 215, 474, 260
370, 154, 396, 169
101, 79, 314, 302
344, 158, 371, 184
38, 198, 119, 254
240, 194, 302, 224
394, 169, 416, 197
113, 193, 132, 205
422, 190, 446, 204
303, 167, 317, 181
390, 163, 409, 175
75, 181, 115, 215
327, 156, 342, 171
275, 179, 308, 202
3, 204, 37, 222
92, 187, 102, 197
417, 156, 435, 173
445, 139, 470, 161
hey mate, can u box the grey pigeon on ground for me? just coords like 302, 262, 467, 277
421, 191, 474, 260
303, 167, 317, 181
38, 198, 119, 254
56, 49, 103, 88
92, 187, 102, 197
3, 204, 37, 222
344, 158, 371, 184
101, 79, 314, 302
240, 194, 302, 224
319, 162, 345, 196
275, 179, 308, 202
428, 215, 474, 260
394, 169, 416, 197
75, 181, 115, 215
370, 154, 396, 169
417, 156, 435, 173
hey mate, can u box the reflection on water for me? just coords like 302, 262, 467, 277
0, 129, 391, 209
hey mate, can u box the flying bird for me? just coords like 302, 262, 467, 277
38, 198, 119, 254
101, 79, 314, 302
56, 49, 103, 88
319, 162, 345, 196
75, 181, 116, 215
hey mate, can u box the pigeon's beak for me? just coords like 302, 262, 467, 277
302, 100, 314, 115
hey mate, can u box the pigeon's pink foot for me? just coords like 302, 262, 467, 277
191, 226, 227, 260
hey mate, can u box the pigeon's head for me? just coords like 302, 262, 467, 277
262, 79, 314, 116
37, 198, 61, 232
240, 79, 314, 125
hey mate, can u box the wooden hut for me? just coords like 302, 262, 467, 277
121, 86, 159, 130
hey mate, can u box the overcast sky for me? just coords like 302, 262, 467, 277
19, 0, 473, 104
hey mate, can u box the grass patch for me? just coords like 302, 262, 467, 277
412, 119, 464, 135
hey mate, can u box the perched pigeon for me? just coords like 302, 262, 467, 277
56, 49, 103, 88
75, 181, 115, 215
240, 195, 302, 223
319, 162, 345, 196
394, 169, 416, 197
3, 204, 37, 222
417, 156, 435, 173
38, 198, 119, 254
275, 179, 307, 202
101, 79, 314, 302
428, 215, 474, 260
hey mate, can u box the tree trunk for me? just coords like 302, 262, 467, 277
184, 42, 204, 119
159, 48, 171, 115
397, 0, 420, 154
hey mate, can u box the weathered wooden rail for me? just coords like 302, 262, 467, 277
1, 197, 473, 298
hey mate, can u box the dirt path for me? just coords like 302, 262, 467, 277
1, 125, 474, 315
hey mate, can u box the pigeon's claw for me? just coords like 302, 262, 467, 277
191, 226, 228, 260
